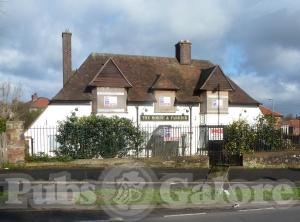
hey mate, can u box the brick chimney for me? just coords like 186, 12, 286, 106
31, 93, 38, 102
175, 40, 192, 65
62, 30, 72, 85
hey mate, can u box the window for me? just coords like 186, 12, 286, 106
201, 91, 229, 114
212, 99, 223, 109
159, 96, 171, 106
207, 97, 228, 113
154, 91, 176, 113
97, 87, 127, 112
104, 96, 118, 107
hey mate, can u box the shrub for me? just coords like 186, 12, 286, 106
55, 114, 145, 159
224, 120, 256, 154
224, 115, 286, 154
255, 115, 283, 151
0, 118, 6, 133
26, 152, 72, 162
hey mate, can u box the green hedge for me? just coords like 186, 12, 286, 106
55, 114, 144, 159
224, 115, 285, 154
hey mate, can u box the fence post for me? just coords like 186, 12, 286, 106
6, 121, 25, 164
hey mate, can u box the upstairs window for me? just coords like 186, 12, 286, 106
97, 87, 127, 113
154, 91, 176, 113
159, 96, 172, 106
201, 91, 229, 114
207, 97, 228, 113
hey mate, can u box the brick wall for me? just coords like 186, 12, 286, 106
6, 121, 25, 164
243, 150, 300, 168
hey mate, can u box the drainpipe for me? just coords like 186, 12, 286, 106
189, 105, 193, 156
135, 106, 139, 157
136, 106, 139, 128
217, 84, 220, 125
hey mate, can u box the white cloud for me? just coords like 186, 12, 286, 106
272, 46, 300, 73
233, 72, 300, 112
0, 48, 27, 69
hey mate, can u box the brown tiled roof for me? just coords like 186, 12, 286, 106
151, 74, 180, 90
52, 53, 259, 105
259, 105, 283, 117
88, 58, 132, 88
197, 65, 234, 91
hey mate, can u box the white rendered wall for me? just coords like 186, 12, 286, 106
202, 105, 262, 125
28, 103, 92, 127
25, 103, 92, 155
25, 102, 261, 156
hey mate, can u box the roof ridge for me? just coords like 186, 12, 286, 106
91, 52, 213, 64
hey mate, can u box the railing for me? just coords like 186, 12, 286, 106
24, 125, 300, 157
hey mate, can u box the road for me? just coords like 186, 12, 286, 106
0, 205, 299, 222
1, 167, 300, 182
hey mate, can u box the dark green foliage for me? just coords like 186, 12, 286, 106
55, 114, 145, 159
224, 115, 286, 154
0, 117, 6, 133
23, 109, 43, 129
26, 152, 72, 162
255, 115, 283, 151
224, 120, 256, 154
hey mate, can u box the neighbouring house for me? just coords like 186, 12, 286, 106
28, 93, 49, 112
25, 31, 262, 156
282, 118, 300, 136
281, 118, 300, 148
259, 105, 283, 127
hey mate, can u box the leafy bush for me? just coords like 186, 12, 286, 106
0, 118, 6, 133
224, 115, 285, 154
26, 152, 72, 162
55, 114, 145, 159
224, 120, 256, 154
255, 115, 284, 151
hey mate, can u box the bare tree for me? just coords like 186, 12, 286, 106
0, 81, 23, 120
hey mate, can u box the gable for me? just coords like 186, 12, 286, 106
89, 58, 132, 88
151, 74, 180, 91
199, 65, 234, 91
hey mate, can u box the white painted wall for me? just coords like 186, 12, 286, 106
25, 102, 261, 156
201, 106, 261, 125
28, 103, 92, 127
25, 103, 92, 155
228, 106, 262, 124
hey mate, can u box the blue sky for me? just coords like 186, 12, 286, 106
1, 0, 300, 115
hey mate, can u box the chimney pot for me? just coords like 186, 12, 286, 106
62, 30, 72, 85
31, 93, 38, 102
175, 40, 192, 65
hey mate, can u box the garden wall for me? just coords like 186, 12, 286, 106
243, 150, 300, 168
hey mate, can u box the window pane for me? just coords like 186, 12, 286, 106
104, 96, 118, 107
159, 96, 171, 106
212, 99, 223, 108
